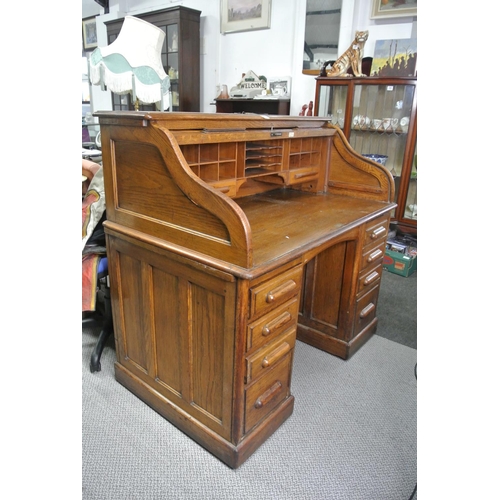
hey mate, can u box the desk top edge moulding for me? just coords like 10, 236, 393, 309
95, 110, 396, 468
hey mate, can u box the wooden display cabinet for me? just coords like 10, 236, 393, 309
96, 111, 396, 468
105, 6, 201, 112
314, 77, 417, 233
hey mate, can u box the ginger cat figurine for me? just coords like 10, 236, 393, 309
326, 30, 369, 77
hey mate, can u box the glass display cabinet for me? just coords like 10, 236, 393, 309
105, 6, 201, 112
314, 77, 417, 233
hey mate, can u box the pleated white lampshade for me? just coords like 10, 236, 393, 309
89, 16, 170, 109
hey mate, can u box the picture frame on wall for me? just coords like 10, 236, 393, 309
220, 0, 272, 34
82, 17, 98, 50
371, 0, 417, 19
268, 76, 291, 98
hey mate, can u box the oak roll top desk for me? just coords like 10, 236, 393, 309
95, 111, 396, 468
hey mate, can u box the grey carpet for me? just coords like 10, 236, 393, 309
83, 318, 417, 499
377, 269, 417, 350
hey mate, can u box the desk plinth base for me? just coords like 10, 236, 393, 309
297, 318, 378, 360
114, 362, 295, 469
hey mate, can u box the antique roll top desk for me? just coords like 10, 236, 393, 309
95, 111, 396, 468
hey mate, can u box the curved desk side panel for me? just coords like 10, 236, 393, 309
327, 126, 395, 203
99, 119, 253, 268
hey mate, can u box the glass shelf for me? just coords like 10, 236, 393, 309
317, 84, 348, 130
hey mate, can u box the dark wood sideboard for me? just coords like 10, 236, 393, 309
214, 98, 290, 115
95, 111, 396, 468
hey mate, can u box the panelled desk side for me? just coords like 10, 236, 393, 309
95, 111, 396, 468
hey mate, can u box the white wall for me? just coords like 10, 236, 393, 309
85, 0, 416, 116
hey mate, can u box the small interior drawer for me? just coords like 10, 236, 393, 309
247, 298, 299, 353
363, 216, 390, 246
249, 266, 302, 319
210, 179, 238, 197
246, 327, 296, 383
287, 167, 320, 185
244, 353, 292, 433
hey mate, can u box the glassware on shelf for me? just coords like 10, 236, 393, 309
400, 117, 410, 133
334, 108, 344, 127
314, 77, 416, 230
362, 154, 388, 166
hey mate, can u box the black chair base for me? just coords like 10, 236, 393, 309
84, 275, 114, 373
90, 319, 113, 373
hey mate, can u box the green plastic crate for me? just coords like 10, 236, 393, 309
383, 249, 417, 277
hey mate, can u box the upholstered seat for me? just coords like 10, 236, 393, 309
82, 160, 113, 372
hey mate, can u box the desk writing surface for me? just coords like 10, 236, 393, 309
234, 189, 390, 267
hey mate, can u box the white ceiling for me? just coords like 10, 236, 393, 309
82, 0, 102, 19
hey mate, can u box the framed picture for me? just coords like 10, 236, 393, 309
268, 76, 291, 98
221, 0, 272, 34
82, 17, 98, 50
371, 0, 417, 19
370, 38, 417, 77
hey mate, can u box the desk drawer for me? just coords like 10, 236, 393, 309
244, 353, 292, 433
363, 216, 390, 247
249, 266, 302, 319
360, 241, 385, 272
354, 286, 380, 336
247, 298, 299, 352
246, 327, 296, 383
357, 264, 382, 296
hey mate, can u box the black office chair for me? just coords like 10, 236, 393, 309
83, 252, 113, 372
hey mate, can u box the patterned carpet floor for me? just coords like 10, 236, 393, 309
82, 321, 417, 500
